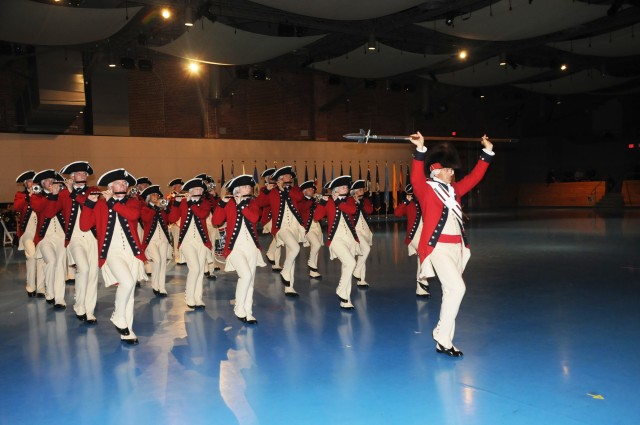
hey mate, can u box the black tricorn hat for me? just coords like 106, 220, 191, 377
182, 178, 207, 191
225, 174, 256, 191
33, 169, 64, 184
299, 180, 316, 190
272, 166, 296, 180
168, 178, 184, 187
404, 183, 413, 194
97, 169, 136, 187
195, 173, 213, 183
140, 185, 163, 198
426, 143, 462, 172
324, 175, 351, 190
261, 168, 276, 178
59, 161, 94, 175
136, 176, 152, 186
16, 170, 36, 183
350, 179, 366, 190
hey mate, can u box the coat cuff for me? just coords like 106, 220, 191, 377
480, 149, 495, 163
84, 199, 96, 209
413, 146, 427, 161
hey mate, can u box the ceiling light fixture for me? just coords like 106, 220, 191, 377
367, 34, 377, 51
560, 64, 568, 71
458, 50, 468, 60
161, 8, 172, 20
184, 4, 193, 27
188, 61, 200, 73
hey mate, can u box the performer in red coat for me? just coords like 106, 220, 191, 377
166, 178, 185, 264
410, 132, 494, 357
167, 178, 212, 309
196, 173, 220, 279
393, 183, 433, 298
31, 169, 67, 309
314, 176, 361, 310
298, 180, 323, 279
258, 168, 282, 271
256, 166, 306, 297
81, 168, 147, 344
13, 170, 44, 297
140, 185, 172, 297
212, 174, 266, 324
59, 161, 100, 323
350, 180, 374, 288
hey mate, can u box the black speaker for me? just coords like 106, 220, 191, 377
120, 57, 135, 69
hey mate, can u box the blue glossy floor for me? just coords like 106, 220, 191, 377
1, 209, 639, 425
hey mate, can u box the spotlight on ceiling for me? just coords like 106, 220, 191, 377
458, 50, 468, 60
445, 15, 455, 27
367, 34, 377, 51
187, 61, 200, 73
560, 64, 568, 71
184, 5, 194, 27
161, 8, 172, 20
107, 53, 116, 68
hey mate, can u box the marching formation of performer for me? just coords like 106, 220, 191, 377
140, 185, 172, 297
212, 174, 266, 324
350, 179, 373, 288
82, 168, 147, 344
257, 166, 306, 297
168, 178, 212, 309
14, 170, 44, 298
394, 183, 433, 298
10, 132, 494, 355
298, 180, 324, 279
59, 161, 100, 323
315, 176, 361, 310
409, 132, 494, 357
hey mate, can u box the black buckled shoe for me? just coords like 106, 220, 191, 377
26, 290, 36, 298
46, 298, 55, 305
435, 342, 463, 357
76, 313, 87, 321
53, 304, 66, 311
114, 325, 130, 336
280, 275, 291, 287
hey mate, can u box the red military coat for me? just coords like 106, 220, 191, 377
256, 185, 304, 236
353, 197, 373, 226
393, 198, 422, 245
313, 196, 359, 246
59, 185, 99, 246
211, 197, 261, 257
13, 191, 33, 239
140, 203, 171, 250
297, 196, 322, 233
411, 148, 493, 263
167, 199, 213, 249
30, 191, 65, 246
80, 196, 146, 267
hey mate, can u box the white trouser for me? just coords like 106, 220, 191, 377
275, 227, 301, 289
180, 242, 208, 306
170, 223, 181, 261
353, 230, 372, 282
68, 234, 99, 317
227, 246, 259, 318
305, 223, 323, 269
266, 237, 282, 267
329, 239, 357, 303
105, 251, 138, 338
37, 233, 66, 304
428, 242, 469, 348
145, 236, 169, 293
21, 237, 45, 293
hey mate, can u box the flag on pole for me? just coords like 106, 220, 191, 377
384, 162, 389, 213
293, 160, 298, 185
405, 164, 410, 188
349, 162, 352, 179
304, 162, 309, 182
375, 162, 380, 192
220, 161, 226, 187
322, 162, 327, 192
253, 162, 259, 185
399, 163, 404, 190
242, 161, 246, 175
230, 160, 235, 178
392, 162, 398, 208
340, 161, 343, 175
358, 161, 362, 180
331, 161, 334, 180
366, 163, 371, 193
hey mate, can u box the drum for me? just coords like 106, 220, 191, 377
214, 224, 227, 263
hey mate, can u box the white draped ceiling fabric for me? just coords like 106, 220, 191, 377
0, 0, 141, 46
412, 0, 636, 94
513, 69, 635, 94
430, 57, 547, 87
416, 0, 611, 41
151, 20, 325, 65
309, 44, 449, 79
251, 0, 427, 20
